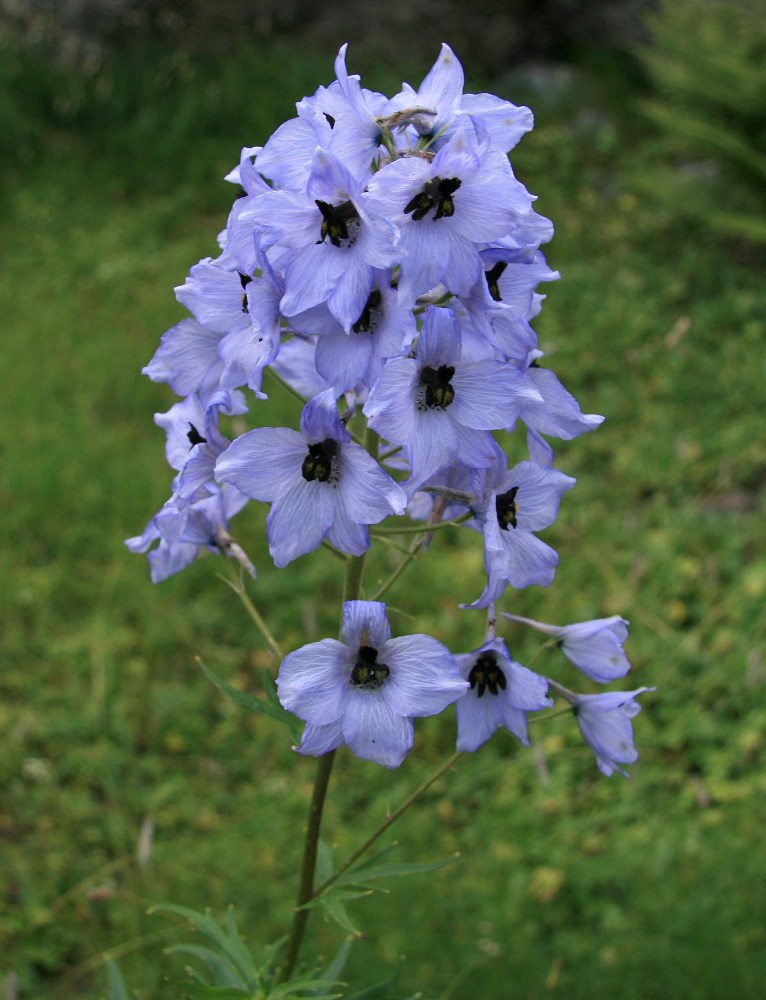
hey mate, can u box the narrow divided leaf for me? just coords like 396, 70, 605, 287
197, 658, 301, 740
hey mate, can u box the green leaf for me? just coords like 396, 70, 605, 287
168, 944, 243, 987
318, 936, 354, 992
314, 892, 364, 937
180, 986, 253, 1000
266, 968, 343, 999
336, 853, 458, 888
196, 659, 300, 740
105, 958, 130, 1000
151, 904, 255, 988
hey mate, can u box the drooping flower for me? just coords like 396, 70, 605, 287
153, 388, 247, 513
215, 389, 406, 566
455, 637, 552, 751
502, 613, 632, 683
548, 682, 655, 777
125, 485, 253, 583
276, 600, 468, 768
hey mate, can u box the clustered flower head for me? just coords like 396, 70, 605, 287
129, 44, 653, 776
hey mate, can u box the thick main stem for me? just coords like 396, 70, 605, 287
279, 749, 336, 981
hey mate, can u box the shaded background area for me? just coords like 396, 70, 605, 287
1, 2, 765, 998
3, 0, 648, 70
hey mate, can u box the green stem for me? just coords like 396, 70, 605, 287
279, 750, 336, 981
225, 566, 284, 662
370, 534, 423, 602
279, 550, 367, 982
370, 514, 470, 536
314, 752, 462, 899
525, 637, 560, 673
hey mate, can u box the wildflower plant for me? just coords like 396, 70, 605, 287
128, 43, 654, 995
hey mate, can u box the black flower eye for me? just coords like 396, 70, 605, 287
468, 651, 507, 698
404, 176, 462, 221
350, 645, 390, 689
315, 199, 360, 247
302, 439, 338, 483
420, 364, 456, 409
496, 486, 519, 530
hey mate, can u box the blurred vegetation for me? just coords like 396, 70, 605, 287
637, 0, 766, 246
1, 6, 765, 999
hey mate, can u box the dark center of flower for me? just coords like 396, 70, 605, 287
187, 423, 207, 448
350, 644, 390, 689
239, 272, 252, 313
404, 176, 462, 221
420, 364, 456, 409
301, 438, 339, 483
468, 651, 507, 698
495, 486, 519, 530
315, 199, 360, 248
484, 262, 507, 302
352, 289, 383, 333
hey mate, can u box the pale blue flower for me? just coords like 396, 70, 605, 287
277, 601, 467, 768
455, 638, 552, 751
215, 390, 406, 566
503, 613, 632, 683
551, 685, 655, 778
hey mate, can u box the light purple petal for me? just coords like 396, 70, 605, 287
277, 638, 350, 725
267, 478, 336, 567
363, 358, 419, 443
216, 427, 305, 502
456, 692, 500, 751
337, 445, 407, 523
342, 692, 414, 768
381, 635, 467, 717
296, 720, 345, 757
451, 361, 540, 429
143, 319, 221, 396
341, 600, 392, 649
300, 389, 348, 443
326, 503, 370, 556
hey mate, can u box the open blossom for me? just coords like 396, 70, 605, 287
277, 601, 468, 768
455, 638, 552, 751
366, 123, 536, 303
288, 271, 417, 395
215, 390, 406, 566
364, 305, 539, 492
465, 458, 576, 608
246, 148, 401, 331
386, 42, 534, 155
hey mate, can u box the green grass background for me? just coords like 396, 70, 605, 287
1, 29, 765, 1000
